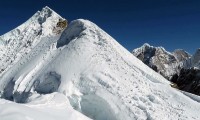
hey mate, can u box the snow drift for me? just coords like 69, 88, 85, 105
0, 6, 200, 120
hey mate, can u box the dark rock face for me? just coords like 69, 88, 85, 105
132, 43, 191, 79
172, 49, 191, 62
190, 49, 200, 67
170, 68, 200, 95
133, 44, 200, 96
136, 44, 156, 65
150, 64, 158, 72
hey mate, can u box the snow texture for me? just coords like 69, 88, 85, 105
0, 6, 200, 120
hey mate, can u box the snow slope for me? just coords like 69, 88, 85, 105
0, 6, 66, 76
0, 7, 200, 120
0, 93, 90, 120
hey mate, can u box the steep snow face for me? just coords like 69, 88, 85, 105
1, 8, 200, 120
132, 43, 191, 79
0, 6, 65, 76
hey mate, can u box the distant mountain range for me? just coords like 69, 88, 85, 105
133, 43, 200, 95
0, 6, 200, 120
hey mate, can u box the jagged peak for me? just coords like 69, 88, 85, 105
133, 43, 176, 59
140, 43, 165, 51
38, 6, 60, 17
140, 43, 155, 49
173, 49, 191, 56
133, 43, 166, 53
43, 6, 52, 11
133, 43, 152, 54
193, 48, 200, 57
28, 6, 61, 23
173, 49, 187, 53
2, 6, 65, 41
142, 43, 151, 47
40, 6, 55, 14
174, 49, 185, 52
143, 43, 149, 46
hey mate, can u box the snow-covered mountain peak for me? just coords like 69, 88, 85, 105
143, 43, 151, 47
37, 7, 55, 19
57, 19, 113, 48
133, 43, 169, 55
173, 49, 191, 62
2, 6, 63, 38
132, 43, 155, 57
141, 43, 165, 51
174, 49, 187, 52
132, 43, 191, 79
41, 6, 55, 13
0, 7, 67, 78
1, 7, 200, 120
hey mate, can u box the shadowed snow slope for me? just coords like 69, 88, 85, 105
0, 7, 200, 120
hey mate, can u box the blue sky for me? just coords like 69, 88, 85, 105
0, 0, 200, 54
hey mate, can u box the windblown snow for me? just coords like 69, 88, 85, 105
0, 6, 200, 120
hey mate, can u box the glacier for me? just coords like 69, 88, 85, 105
0, 6, 200, 120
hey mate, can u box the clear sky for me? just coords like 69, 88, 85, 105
0, 0, 200, 54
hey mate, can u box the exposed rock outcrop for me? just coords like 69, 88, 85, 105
132, 43, 191, 79
170, 67, 200, 95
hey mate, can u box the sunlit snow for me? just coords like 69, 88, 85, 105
0, 6, 200, 120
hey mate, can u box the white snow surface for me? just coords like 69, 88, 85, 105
0, 93, 90, 120
0, 6, 200, 120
